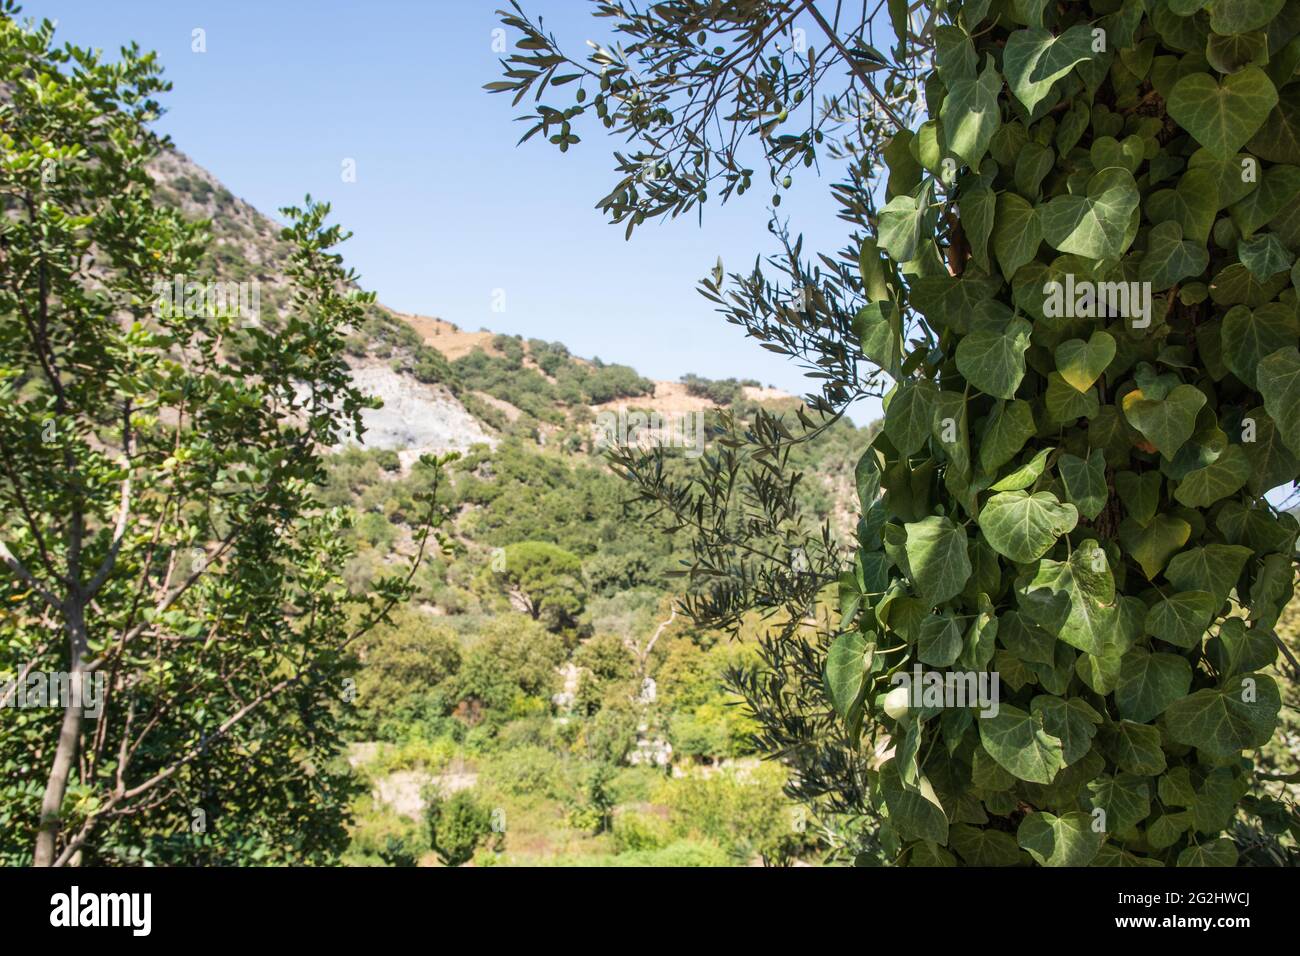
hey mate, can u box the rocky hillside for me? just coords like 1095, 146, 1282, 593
150, 147, 815, 465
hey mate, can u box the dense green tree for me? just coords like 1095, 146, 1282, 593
426, 789, 493, 866
482, 540, 586, 631
0, 11, 449, 865
495, 0, 1300, 865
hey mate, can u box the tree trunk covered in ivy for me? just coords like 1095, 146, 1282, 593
493, 0, 1300, 865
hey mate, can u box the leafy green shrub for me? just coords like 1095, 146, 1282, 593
426, 790, 493, 867
612, 809, 671, 852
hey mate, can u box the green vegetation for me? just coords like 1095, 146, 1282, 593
0, 12, 450, 867
495, 0, 1300, 866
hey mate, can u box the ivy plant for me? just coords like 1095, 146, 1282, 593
494, 0, 1300, 865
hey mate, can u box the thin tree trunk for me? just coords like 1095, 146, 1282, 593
33, 600, 86, 867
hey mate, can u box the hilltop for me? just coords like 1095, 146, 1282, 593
151, 147, 809, 465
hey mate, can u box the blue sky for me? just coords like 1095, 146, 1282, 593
19, 0, 881, 419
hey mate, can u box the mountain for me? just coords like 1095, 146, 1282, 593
149, 145, 869, 866
151, 147, 815, 465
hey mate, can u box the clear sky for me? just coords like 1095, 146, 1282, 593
18, 0, 881, 420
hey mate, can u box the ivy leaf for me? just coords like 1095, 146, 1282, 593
1055, 331, 1116, 392
962, 184, 996, 273
1139, 220, 1209, 291
880, 761, 950, 845
955, 315, 1032, 399
903, 515, 972, 606
1148, 167, 1219, 244
1166, 66, 1278, 157
979, 400, 1037, 474
1121, 383, 1207, 458
1205, 31, 1270, 75
1057, 448, 1107, 519
1144, 591, 1217, 649
942, 55, 1003, 168
1256, 346, 1300, 456
1099, 719, 1168, 776
989, 446, 1054, 491
993, 193, 1042, 280
1017, 811, 1102, 866
1086, 773, 1152, 835
1222, 304, 1298, 389
948, 824, 1024, 866
1240, 407, 1300, 495
979, 703, 1066, 783
1237, 233, 1294, 279
1045, 372, 1100, 423
918, 611, 965, 667
1173, 443, 1251, 506
1164, 672, 1282, 758
824, 630, 875, 724
1207, 0, 1284, 35
1003, 25, 1095, 114
878, 180, 935, 263
1249, 86, 1300, 163
1164, 543, 1252, 605
1018, 540, 1116, 655
1228, 163, 1300, 235
980, 490, 1078, 563
1115, 647, 1193, 723
1031, 695, 1101, 766
856, 300, 902, 376
1177, 839, 1239, 867
884, 379, 939, 457
1040, 167, 1141, 259
1120, 511, 1193, 580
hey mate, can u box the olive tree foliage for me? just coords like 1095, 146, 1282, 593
494, 0, 1300, 865
0, 10, 452, 865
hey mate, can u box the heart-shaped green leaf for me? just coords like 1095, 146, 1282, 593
941, 54, 1003, 168
1256, 346, 1300, 456
1164, 672, 1281, 758
1057, 448, 1107, 519
1017, 810, 1102, 866
989, 446, 1054, 491
1222, 303, 1298, 389
1208, 0, 1284, 35
1139, 220, 1209, 291
979, 704, 1066, 784
1146, 167, 1218, 244
1173, 443, 1250, 506
1144, 591, 1216, 648
1055, 331, 1116, 392
1119, 513, 1192, 580
980, 490, 1078, 563
825, 630, 874, 721
1121, 383, 1207, 458
956, 315, 1032, 399
1166, 66, 1278, 157
1003, 25, 1095, 114
1115, 647, 1192, 722
903, 515, 972, 606
1018, 540, 1116, 655
1040, 167, 1140, 259
1164, 543, 1252, 605
884, 378, 939, 457
993, 192, 1042, 280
